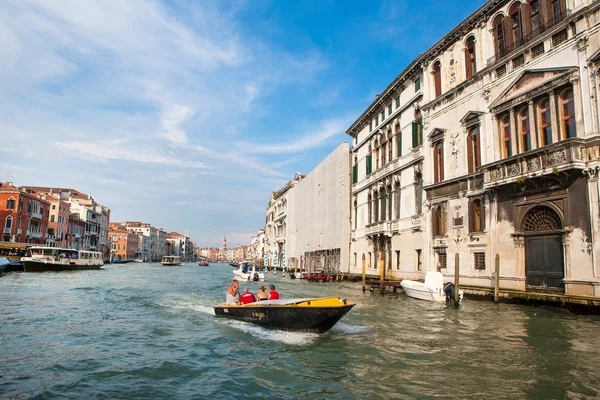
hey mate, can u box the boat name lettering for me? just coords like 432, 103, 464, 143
252, 311, 265, 320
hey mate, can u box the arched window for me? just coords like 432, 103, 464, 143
381, 139, 387, 166
518, 106, 531, 152
433, 60, 442, 98
465, 36, 476, 79
6, 196, 15, 210
467, 126, 481, 174
560, 88, 576, 139
501, 114, 512, 158
387, 185, 393, 221
471, 199, 484, 232
387, 130, 393, 161
493, 14, 506, 58
380, 188, 387, 222
374, 192, 379, 223
396, 124, 402, 158
412, 109, 423, 147
415, 172, 423, 215
368, 194, 372, 225
375, 140, 380, 170
395, 181, 401, 219
5, 216, 12, 229
530, 0, 541, 34
433, 141, 444, 183
538, 96, 552, 146
366, 145, 373, 175
433, 205, 446, 236
509, 3, 523, 48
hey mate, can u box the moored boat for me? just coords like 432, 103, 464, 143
233, 260, 265, 282
0, 257, 9, 274
20, 247, 104, 272
401, 271, 463, 303
161, 256, 182, 266
213, 297, 355, 333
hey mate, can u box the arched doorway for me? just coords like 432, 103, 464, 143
523, 206, 565, 291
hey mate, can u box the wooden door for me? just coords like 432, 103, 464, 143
525, 235, 564, 291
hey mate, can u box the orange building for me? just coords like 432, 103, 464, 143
109, 227, 139, 261
0, 182, 50, 244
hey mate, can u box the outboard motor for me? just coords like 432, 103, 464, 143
253, 272, 259, 282
444, 282, 457, 304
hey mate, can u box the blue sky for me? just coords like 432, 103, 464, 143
0, 0, 483, 247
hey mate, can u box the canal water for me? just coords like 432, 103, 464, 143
1, 263, 600, 399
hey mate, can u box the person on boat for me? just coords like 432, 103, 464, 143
256, 286, 268, 301
238, 288, 256, 305
268, 284, 279, 300
226, 279, 240, 304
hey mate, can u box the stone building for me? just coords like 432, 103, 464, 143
347, 0, 600, 298
264, 173, 303, 272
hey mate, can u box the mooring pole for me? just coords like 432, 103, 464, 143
362, 255, 366, 292
454, 253, 460, 305
494, 253, 500, 304
379, 253, 385, 295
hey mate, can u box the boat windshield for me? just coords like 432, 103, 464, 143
31, 248, 58, 257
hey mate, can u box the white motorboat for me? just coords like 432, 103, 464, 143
233, 260, 265, 282
20, 247, 104, 272
401, 271, 463, 303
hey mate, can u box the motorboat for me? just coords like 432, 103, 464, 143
0, 257, 9, 274
20, 247, 104, 272
198, 260, 209, 266
401, 271, 463, 303
161, 256, 182, 266
213, 297, 355, 333
233, 260, 265, 282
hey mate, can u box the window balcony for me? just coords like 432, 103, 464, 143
3, 228, 11, 234
366, 221, 393, 237
30, 211, 42, 220
274, 211, 287, 222
482, 138, 596, 188
27, 231, 42, 239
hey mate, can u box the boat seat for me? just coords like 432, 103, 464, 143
424, 271, 444, 289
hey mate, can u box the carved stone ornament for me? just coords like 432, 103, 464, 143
582, 166, 600, 179
482, 88, 491, 101
513, 237, 524, 248
577, 36, 589, 52
454, 229, 463, 246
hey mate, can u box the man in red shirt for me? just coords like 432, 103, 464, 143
239, 288, 256, 304
268, 284, 279, 300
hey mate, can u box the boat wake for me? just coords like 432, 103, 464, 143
329, 322, 367, 334
223, 320, 321, 345
157, 295, 216, 316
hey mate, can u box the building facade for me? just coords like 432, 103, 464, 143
286, 143, 351, 276
0, 182, 49, 244
347, 0, 600, 298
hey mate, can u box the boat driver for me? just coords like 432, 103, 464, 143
268, 284, 279, 300
226, 279, 240, 304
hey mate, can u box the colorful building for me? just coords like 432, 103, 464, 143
0, 182, 49, 244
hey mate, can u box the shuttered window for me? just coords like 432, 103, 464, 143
352, 164, 358, 184
366, 154, 372, 175
397, 132, 402, 157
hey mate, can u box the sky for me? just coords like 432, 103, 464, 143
0, 0, 483, 247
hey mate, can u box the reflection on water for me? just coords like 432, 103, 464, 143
1, 263, 600, 399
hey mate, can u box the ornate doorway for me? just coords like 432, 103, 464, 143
523, 206, 565, 291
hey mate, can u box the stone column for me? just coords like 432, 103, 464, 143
528, 100, 538, 149
549, 89, 560, 143
587, 177, 600, 278
509, 108, 518, 155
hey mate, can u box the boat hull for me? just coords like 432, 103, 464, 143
401, 281, 446, 302
21, 260, 103, 272
214, 297, 355, 333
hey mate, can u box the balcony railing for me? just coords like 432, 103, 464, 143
30, 211, 42, 220
366, 221, 392, 236
487, 9, 570, 66
482, 138, 594, 187
3, 228, 11, 234
27, 231, 42, 239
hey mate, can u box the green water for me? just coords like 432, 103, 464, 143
1, 263, 599, 399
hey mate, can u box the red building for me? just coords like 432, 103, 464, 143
109, 227, 139, 261
67, 213, 85, 249
0, 182, 50, 244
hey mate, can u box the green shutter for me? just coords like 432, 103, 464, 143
412, 122, 418, 148
398, 133, 402, 157
352, 165, 358, 184
366, 154, 372, 175
419, 119, 423, 146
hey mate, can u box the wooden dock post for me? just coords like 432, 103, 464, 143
454, 253, 460, 305
379, 253, 385, 295
494, 254, 500, 304
362, 255, 366, 292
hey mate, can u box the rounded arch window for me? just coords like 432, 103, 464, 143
560, 87, 576, 139
523, 206, 562, 232
433, 60, 442, 98
465, 35, 477, 79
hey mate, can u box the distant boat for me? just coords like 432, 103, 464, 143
198, 260, 209, 266
233, 260, 265, 282
161, 256, 182, 266
21, 247, 104, 272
